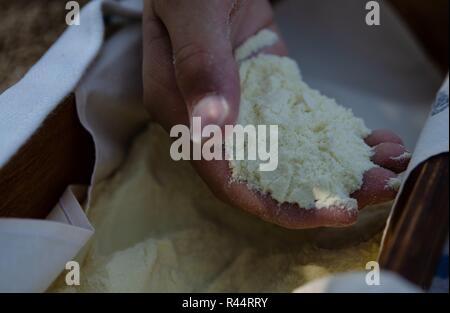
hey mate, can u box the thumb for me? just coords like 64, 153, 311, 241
154, 0, 240, 130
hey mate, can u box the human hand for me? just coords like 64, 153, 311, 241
142, 0, 410, 228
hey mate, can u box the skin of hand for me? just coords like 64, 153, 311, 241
142, 0, 410, 229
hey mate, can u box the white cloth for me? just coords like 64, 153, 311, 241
0, 187, 93, 292
0, 0, 446, 292
403, 77, 449, 176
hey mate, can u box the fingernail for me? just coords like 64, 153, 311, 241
190, 95, 229, 142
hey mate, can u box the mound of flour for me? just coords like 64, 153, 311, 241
50, 124, 384, 293
227, 33, 375, 210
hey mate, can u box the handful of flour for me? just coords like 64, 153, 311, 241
226, 30, 375, 211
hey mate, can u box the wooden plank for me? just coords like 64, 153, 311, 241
379, 153, 449, 289
0, 94, 95, 218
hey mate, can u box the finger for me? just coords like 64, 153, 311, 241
365, 129, 404, 147
142, 3, 187, 129
267, 200, 359, 229
154, 0, 240, 130
371, 142, 411, 173
351, 167, 398, 209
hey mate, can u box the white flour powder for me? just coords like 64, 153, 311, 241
227, 31, 375, 210
234, 29, 279, 62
